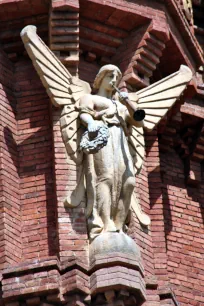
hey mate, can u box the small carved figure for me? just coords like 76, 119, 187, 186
21, 25, 192, 239
182, 0, 193, 22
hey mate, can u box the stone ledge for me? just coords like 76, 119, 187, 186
90, 267, 146, 297
89, 252, 145, 277
1, 253, 147, 303
1, 257, 89, 302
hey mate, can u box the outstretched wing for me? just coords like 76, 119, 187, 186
20, 25, 91, 165
127, 65, 192, 173
127, 65, 192, 225
128, 126, 145, 175
129, 65, 192, 130
127, 127, 150, 226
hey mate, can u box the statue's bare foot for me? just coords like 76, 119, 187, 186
104, 220, 117, 232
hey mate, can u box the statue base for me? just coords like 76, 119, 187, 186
89, 231, 140, 258
89, 232, 146, 305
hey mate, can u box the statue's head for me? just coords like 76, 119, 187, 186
93, 64, 122, 91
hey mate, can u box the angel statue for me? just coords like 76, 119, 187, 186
21, 25, 192, 240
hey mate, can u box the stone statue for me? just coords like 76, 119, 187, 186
21, 25, 192, 240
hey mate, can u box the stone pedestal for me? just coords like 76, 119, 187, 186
89, 232, 146, 305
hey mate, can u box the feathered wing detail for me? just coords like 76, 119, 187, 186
127, 65, 192, 226
60, 105, 85, 165
20, 25, 91, 165
129, 65, 192, 130
128, 126, 151, 226
128, 126, 150, 226
127, 65, 192, 172
128, 126, 145, 175
131, 193, 151, 226
21, 25, 91, 208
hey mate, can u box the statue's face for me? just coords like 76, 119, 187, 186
100, 70, 120, 92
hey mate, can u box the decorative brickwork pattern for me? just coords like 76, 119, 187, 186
113, 21, 169, 89
49, 0, 79, 75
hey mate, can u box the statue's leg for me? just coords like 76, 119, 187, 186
112, 126, 136, 231
96, 174, 116, 232
92, 130, 117, 233
114, 174, 135, 231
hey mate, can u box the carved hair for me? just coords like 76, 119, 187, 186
93, 64, 122, 89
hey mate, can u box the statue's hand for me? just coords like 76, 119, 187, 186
119, 92, 139, 104
104, 107, 116, 118
88, 121, 101, 133
120, 91, 129, 99
119, 91, 129, 103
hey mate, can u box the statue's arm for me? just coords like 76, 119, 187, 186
79, 94, 94, 126
79, 94, 101, 132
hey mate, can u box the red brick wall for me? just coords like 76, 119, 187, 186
15, 58, 58, 261
52, 106, 88, 262
146, 130, 169, 289
129, 160, 155, 277
0, 48, 21, 269
160, 146, 204, 305
0, 49, 59, 268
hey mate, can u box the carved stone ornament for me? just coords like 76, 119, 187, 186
182, 0, 193, 22
20, 25, 192, 240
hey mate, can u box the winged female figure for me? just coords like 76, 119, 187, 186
21, 25, 192, 239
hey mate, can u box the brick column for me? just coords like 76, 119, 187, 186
113, 19, 169, 90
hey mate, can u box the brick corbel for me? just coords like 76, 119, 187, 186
49, 0, 80, 76
113, 20, 170, 90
